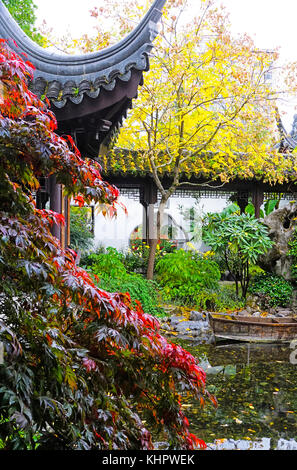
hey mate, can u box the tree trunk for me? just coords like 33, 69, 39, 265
147, 238, 158, 280
146, 198, 167, 280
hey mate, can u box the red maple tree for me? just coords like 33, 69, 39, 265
0, 40, 215, 450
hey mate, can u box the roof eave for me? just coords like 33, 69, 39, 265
0, 0, 166, 85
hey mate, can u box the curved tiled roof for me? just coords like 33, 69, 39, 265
0, 0, 166, 108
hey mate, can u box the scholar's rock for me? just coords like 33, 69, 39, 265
259, 201, 297, 280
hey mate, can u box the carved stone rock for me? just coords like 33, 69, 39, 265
259, 202, 297, 280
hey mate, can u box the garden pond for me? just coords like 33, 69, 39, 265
172, 340, 297, 450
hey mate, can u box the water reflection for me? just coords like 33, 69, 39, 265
175, 340, 297, 450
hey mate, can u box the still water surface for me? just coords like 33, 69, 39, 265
175, 340, 297, 450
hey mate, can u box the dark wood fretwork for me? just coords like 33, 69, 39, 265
105, 176, 297, 244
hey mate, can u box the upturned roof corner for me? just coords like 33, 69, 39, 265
0, 0, 167, 151
0, 0, 166, 108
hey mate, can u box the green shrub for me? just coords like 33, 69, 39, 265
85, 247, 126, 278
211, 284, 246, 311
98, 274, 164, 317
248, 265, 266, 279
70, 206, 94, 253
180, 284, 245, 312
84, 247, 164, 317
249, 273, 293, 308
79, 244, 106, 267
155, 249, 221, 308
203, 211, 273, 298
124, 239, 177, 273
288, 228, 297, 281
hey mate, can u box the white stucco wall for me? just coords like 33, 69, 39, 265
93, 195, 229, 252
93, 193, 292, 253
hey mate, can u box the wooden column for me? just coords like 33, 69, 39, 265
252, 185, 264, 219
49, 175, 62, 241
142, 204, 148, 242
140, 182, 158, 243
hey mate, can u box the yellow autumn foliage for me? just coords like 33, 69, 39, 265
109, 1, 297, 189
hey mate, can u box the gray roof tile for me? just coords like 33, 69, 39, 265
0, 0, 166, 107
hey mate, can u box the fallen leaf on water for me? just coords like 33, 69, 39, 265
234, 418, 242, 424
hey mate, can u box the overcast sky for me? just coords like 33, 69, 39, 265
221, 0, 296, 61
34, 0, 296, 58
34, 0, 297, 128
